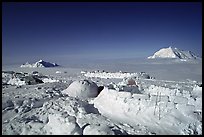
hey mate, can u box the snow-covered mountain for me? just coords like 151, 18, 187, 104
148, 47, 200, 59
20, 60, 59, 68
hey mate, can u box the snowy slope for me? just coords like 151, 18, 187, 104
148, 47, 200, 59
20, 60, 59, 68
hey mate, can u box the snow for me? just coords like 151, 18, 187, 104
2, 58, 202, 135
20, 60, 59, 68
82, 71, 152, 79
93, 86, 201, 135
7, 77, 26, 86
83, 124, 115, 135
43, 114, 82, 135
42, 78, 59, 83
56, 71, 62, 74
62, 80, 99, 99
148, 47, 200, 59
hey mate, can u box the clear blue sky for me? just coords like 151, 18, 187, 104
2, 2, 202, 64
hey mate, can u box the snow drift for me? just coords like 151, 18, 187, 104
93, 86, 202, 135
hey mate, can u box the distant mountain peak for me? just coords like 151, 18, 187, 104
20, 60, 59, 68
148, 47, 200, 60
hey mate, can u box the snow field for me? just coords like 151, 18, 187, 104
2, 68, 202, 135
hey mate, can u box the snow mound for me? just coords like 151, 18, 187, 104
148, 47, 200, 59
20, 60, 59, 68
83, 124, 115, 135
43, 114, 82, 135
62, 80, 99, 99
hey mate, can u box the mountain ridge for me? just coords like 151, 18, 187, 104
20, 60, 59, 68
148, 47, 200, 60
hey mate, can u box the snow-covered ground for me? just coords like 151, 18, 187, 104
2, 59, 202, 135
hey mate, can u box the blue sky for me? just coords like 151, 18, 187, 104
2, 2, 202, 64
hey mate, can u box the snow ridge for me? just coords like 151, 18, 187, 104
148, 47, 200, 59
81, 70, 152, 79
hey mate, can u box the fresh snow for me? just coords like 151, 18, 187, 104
2, 57, 202, 135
